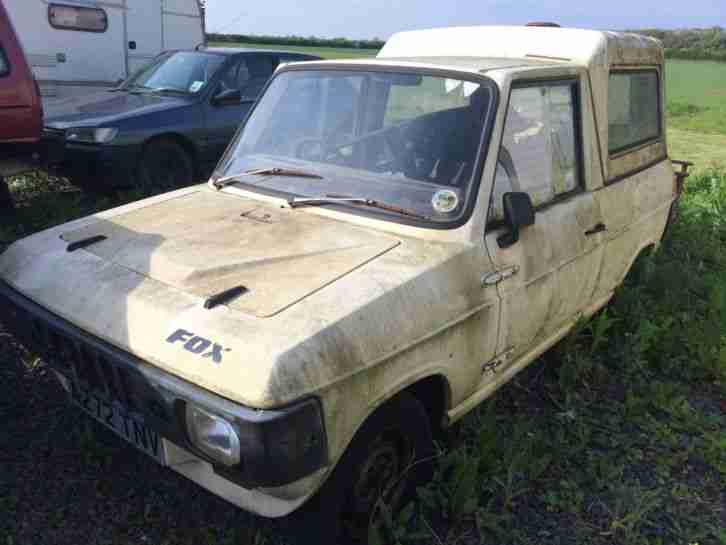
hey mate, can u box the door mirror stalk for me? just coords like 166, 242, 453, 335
497, 192, 535, 248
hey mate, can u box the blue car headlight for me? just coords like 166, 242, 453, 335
65, 127, 118, 144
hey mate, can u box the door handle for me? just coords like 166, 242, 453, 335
585, 223, 607, 236
482, 265, 519, 286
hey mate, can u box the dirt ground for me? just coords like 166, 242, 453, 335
0, 324, 272, 545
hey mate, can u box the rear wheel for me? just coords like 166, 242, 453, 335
137, 138, 194, 193
662, 200, 679, 241
289, 393, 435, 544
0, 176, 14, 210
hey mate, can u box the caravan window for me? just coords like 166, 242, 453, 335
48, 4, 108, 33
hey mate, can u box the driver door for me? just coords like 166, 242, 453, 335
485, 79, 604, 365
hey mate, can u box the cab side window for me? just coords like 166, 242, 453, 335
490, 81, 580, 223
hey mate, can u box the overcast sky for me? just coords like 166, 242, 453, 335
205, 0, 725, 39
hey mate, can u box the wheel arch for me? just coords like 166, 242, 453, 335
325, 371, 453, 472
400, 374, 452, 433
140, 132, 200, 176
621, 240, 658, 286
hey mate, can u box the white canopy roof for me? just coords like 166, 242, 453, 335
379, 26, 664, 68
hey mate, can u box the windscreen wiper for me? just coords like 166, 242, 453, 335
213, 167, 324, 189
145, 87, 189, 95
288, 193, 429, 220
126, 84, 153, 94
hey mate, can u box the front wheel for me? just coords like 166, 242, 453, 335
137, 138, 194, 193
290, 393, 435, 544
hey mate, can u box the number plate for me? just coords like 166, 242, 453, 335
69, 380, 167, 465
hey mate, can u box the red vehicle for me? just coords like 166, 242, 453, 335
0, 0, 43, 209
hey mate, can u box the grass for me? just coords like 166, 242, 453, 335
666, 60, 726, 136
2, 57, 726, 545
668, 128, 726, 174
369, 166, 726, 545
208, 41, 378, 59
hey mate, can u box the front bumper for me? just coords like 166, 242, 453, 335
41, 130, 140, 187
0, 280, 328, 513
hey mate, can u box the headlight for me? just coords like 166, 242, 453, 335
65, 127, 118, 144
185, 404, 241, 467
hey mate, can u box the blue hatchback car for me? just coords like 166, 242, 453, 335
42, 48, 320, 191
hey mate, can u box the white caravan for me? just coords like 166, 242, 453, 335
6, 0, 205, 100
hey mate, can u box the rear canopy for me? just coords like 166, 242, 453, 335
380, 26, 667, 182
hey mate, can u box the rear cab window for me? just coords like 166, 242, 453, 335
384, 78, 478, 126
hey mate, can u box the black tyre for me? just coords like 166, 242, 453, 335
289, 392, 435, 545
137, 138, 194, 192
68, 175, 115, 194
0, 177, 14, 210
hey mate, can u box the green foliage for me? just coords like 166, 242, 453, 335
701, 431, 726, 475
207, 32, 384, 51
633, 27, 726, 62
416, 168, 726, 544
416, 447, 480, 525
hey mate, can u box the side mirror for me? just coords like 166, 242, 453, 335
497, 192, 535, 248
211, 88, 242, 106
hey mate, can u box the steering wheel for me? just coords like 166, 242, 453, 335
293, 125, 416, 173
294, 138, 326, 161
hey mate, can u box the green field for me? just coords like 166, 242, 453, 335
1, 55, 726, 545
209, 41, 378, 59
666, 59, 726, 137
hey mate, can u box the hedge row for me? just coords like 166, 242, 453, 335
208, 28, 726, 62
207, 33, 384, 50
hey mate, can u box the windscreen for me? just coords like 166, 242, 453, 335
216, 69, 494, 223
124, 52, 226, 94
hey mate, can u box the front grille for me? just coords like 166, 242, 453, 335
4, 290, 138, 409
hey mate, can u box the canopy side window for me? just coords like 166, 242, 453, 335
607, 70, 661, 156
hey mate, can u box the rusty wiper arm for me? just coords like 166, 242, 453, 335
288, 193, 429, 220
213, 167, 324, 189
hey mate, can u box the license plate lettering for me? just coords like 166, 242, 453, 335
67, 379, 166, 465
132, 419, 149, 450
147, 426, 160, 458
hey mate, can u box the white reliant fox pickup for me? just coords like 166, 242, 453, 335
0, 25, 689, 542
